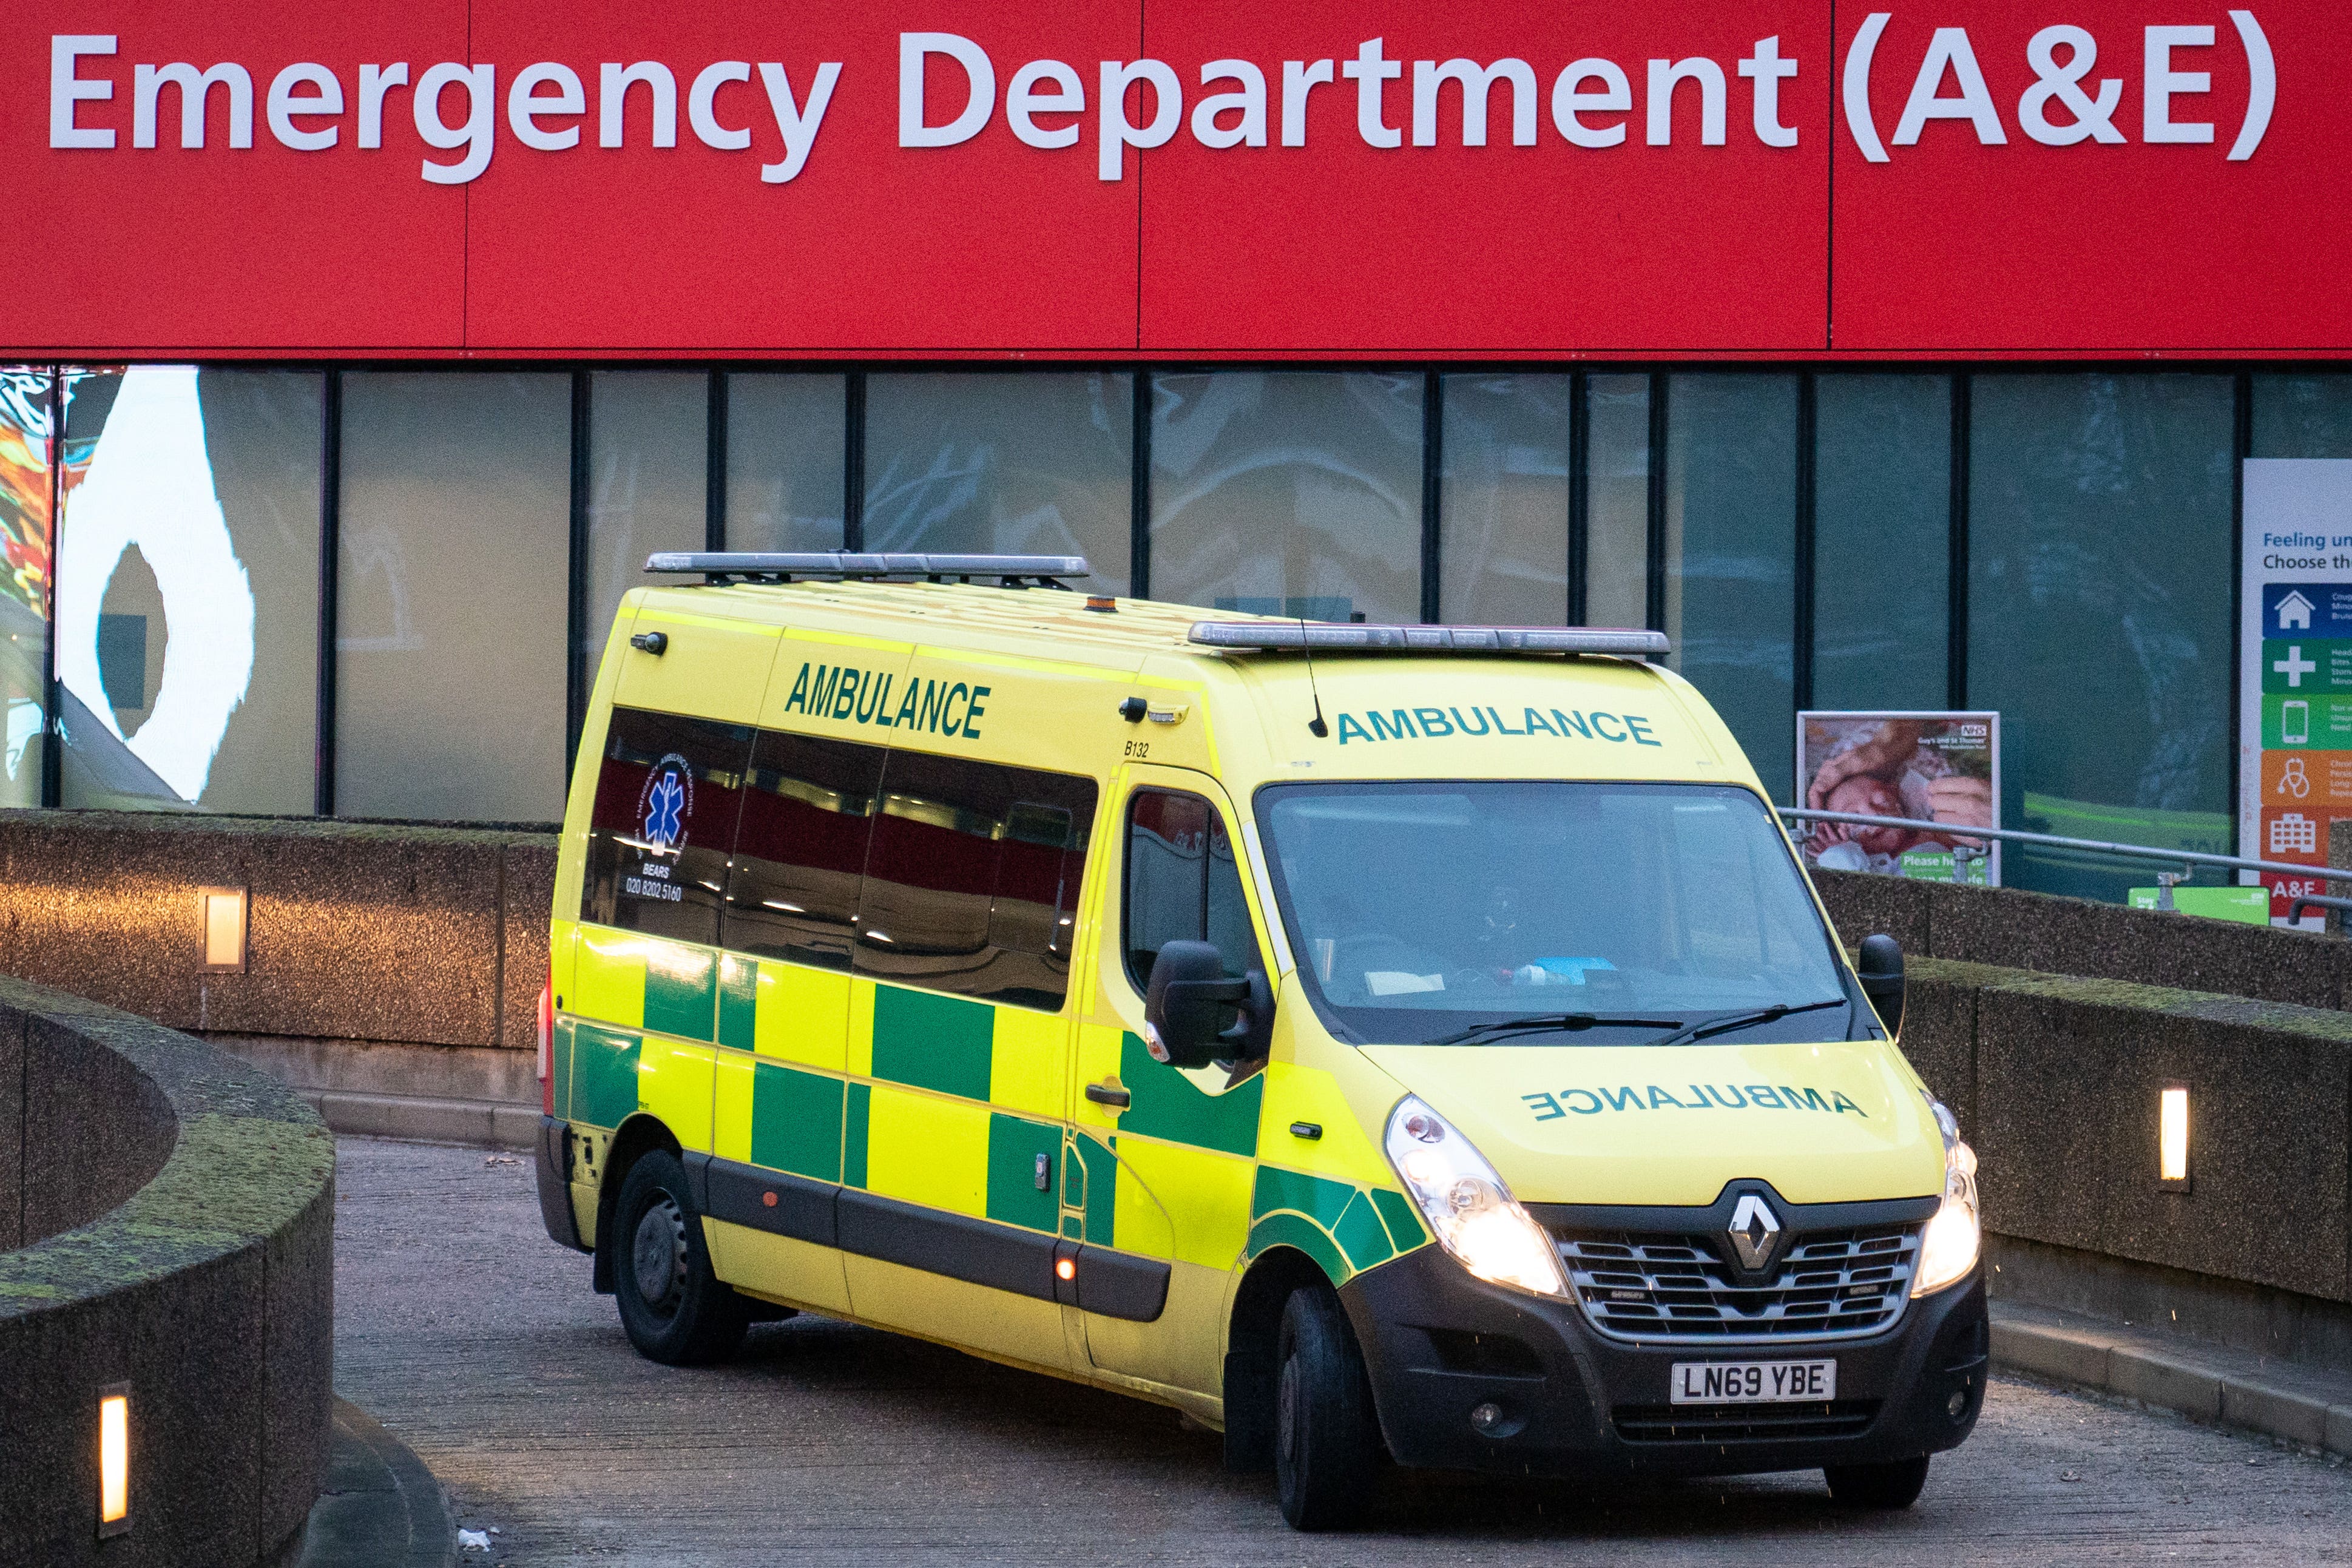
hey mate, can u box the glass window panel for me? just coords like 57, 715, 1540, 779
865, 372, 1133, 594
1124, 789, 1262, 987
1203, 814, 1260, 979
0, 368, 52, 807
581, 706, 753, 947
55, 367, 320, 814
726, 373, 845, 553
855, 749, 1094, 1010
1664, 374, 1800, 802
1584, 374, 1650, 630
2252, 373, 2352, 457
587, 372, 706, 674
1257, 782, 1846, 1039
1125, 789, 1210, 987
1813, 374, 1952, 710
338, 372, 570, 822
1439, 373, 1569, 625
1149, 371, 1422, 623
1968, 373, 2235, 901
723, 731, 885, 970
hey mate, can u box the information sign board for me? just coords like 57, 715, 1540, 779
2239, 460, 2352, 924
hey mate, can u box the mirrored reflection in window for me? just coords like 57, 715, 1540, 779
1151, 371, 1422, 623
1813, 374, 1951, 710
1584, 374, 1650, 630
338, 372, 570, 822
55, 367, 321, 815
1439, 374, 1569, 626
2252, 373, 2352, 457
865, 373, 1133, 593
1665, 374, 1799, 800
0, 368, 52, 807
583, 706, 753, 947
723, 730, 885, 970
726, 373, 846, 553
588, 373, 706, 670
855, 748, 1095, 1010
1968, 373, 2234, 900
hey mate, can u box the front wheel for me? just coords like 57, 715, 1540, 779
612, 1150, 749, 1367
1273, 1286, 1384, 1530
1824, 1455, 1931, 1509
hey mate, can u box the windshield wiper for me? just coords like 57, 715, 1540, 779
1427, 1012, 1686, 1047
1646, 998, 1848, 1049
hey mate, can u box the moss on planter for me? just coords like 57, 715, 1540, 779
0, 976, 334, 1317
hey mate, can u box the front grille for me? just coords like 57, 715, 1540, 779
1555, 1223, 1920, 1343
1613, 1401, 1881, 1444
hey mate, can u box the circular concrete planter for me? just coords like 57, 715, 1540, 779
0, 973, 335, 1566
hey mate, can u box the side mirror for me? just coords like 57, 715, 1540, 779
1144, 941, 1274, 1070
1857, 933, 1905, 1035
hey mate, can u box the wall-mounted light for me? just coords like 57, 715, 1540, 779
2159, 1085, 2191, 1191
98, 1382, 130, 1538
199, 885, 247, 972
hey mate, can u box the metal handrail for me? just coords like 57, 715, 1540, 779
2289, 894, 2352, 921
1776, 806, 2352, 887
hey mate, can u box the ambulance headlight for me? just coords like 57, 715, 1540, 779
1384, 1097, 1567, 1299
1911, 1107, 1980, 1297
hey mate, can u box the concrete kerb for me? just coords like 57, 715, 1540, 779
303, 1090, 539, 1151
291, 1399, 456, 1568
1992, 1301, 2352, 1461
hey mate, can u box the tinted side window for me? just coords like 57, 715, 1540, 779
1124, 789, 1262, 990
721, 731, 885, 970
854, 749, 1095, 1010
583, 708, 754, 946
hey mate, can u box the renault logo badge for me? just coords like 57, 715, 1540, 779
1728, 1194, 1782, 1271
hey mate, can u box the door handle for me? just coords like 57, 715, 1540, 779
1084, 1082, 1130, 1109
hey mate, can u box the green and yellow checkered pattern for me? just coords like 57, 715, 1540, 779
556, 925, 1430, 1285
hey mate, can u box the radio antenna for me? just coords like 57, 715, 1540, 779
1300, 617, 1329, 737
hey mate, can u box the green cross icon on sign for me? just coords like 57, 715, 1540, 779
2276, 645, 2318, 687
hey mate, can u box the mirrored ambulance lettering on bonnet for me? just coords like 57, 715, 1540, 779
535, 553, 1984, 1530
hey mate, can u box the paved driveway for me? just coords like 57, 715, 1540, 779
332, 1137, 2352, 1566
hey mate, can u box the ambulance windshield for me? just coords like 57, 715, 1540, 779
1255, 782, 1860, 1047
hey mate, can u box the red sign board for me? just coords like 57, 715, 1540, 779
4, 2, 2345, 356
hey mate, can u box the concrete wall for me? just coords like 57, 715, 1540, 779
0, 809, 556, 1117
1896, 955, 2352, 1312
0, 974, 336, 1566
1816, 869, 2352, 1011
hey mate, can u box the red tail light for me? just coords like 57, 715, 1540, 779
538, 981, 555, 1116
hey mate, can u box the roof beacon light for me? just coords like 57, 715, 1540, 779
1188, 623, 1669, 658
646, 552, 1089, 586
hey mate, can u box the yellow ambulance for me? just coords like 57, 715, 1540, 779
532, 552, 1985, 1530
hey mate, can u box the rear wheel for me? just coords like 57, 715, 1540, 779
1273, 1286, 1383, 1530
1825, 1455, 1931, 1509
612, 1150, 749, 1366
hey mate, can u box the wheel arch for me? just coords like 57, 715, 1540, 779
590, 1112, 683, 1296
1221, 1244, 1337, 1472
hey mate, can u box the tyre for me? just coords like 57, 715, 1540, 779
1824, 1455, 1931, 1509
611, 1150, 750, 1366
1273, 1286, 1384, 1530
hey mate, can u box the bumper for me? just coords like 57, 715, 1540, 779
1338, 1243, 1987, 1480
535, 1114, 589, 1253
